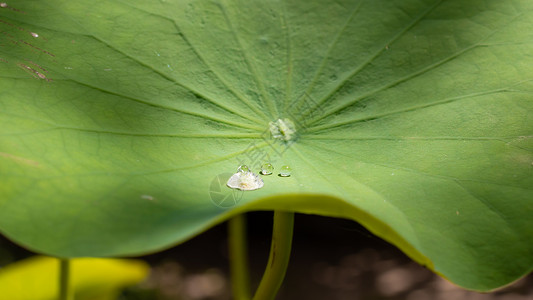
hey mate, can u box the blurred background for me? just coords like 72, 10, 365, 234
1, 212, 532, 300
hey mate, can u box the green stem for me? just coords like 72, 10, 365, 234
252, 211, 295, 300
59, 258, 73, 300
228, 214, 251, 300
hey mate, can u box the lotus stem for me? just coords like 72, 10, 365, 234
252, 211, 295, 300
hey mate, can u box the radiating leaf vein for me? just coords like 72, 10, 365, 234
295, 0, 444, 123
305, 88, 515, 133
219, 0, 278, 119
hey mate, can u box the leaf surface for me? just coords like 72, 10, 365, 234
1, 0, 532, 291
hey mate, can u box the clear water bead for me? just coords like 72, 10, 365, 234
237, 165, 250, 173
261, 163, 274, 175
227, 171, 264, 191
269, 118, 296, 142
279, 165, 291, 177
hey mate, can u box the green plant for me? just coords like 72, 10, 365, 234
0, 256, 149, 300
1, 0, 532, 299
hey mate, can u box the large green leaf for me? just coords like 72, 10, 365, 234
1, 0, 532, 292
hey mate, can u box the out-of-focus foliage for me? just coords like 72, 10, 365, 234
0, 256, 149, 300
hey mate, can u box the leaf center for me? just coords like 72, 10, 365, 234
269, 118, 297, 142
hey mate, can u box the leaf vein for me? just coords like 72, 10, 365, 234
298, 0, 444, 122
305, 88, 514, 132
219, 0, 278, 119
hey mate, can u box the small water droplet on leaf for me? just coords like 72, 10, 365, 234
237, 165, 250, 173
269, 118, 296, 142
141, 195, 154, 201
261, 163, 274, 175
279, 165, 291, 177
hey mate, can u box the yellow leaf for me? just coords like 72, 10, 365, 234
0, 256, 149, 300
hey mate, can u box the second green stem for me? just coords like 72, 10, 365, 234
229, 214, 252, 300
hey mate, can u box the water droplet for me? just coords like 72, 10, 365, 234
279, 165, 291, 177
141, 194, 154, 201
261, 163, 274, 175
30, 32, 38, 38
269, 118, 296, 142
259, 36, 269, 44
0, 3, 7, 8
237, 165, 249, 173
227, 171, 264, 191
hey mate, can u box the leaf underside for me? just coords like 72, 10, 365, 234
0, 0, 532, 291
